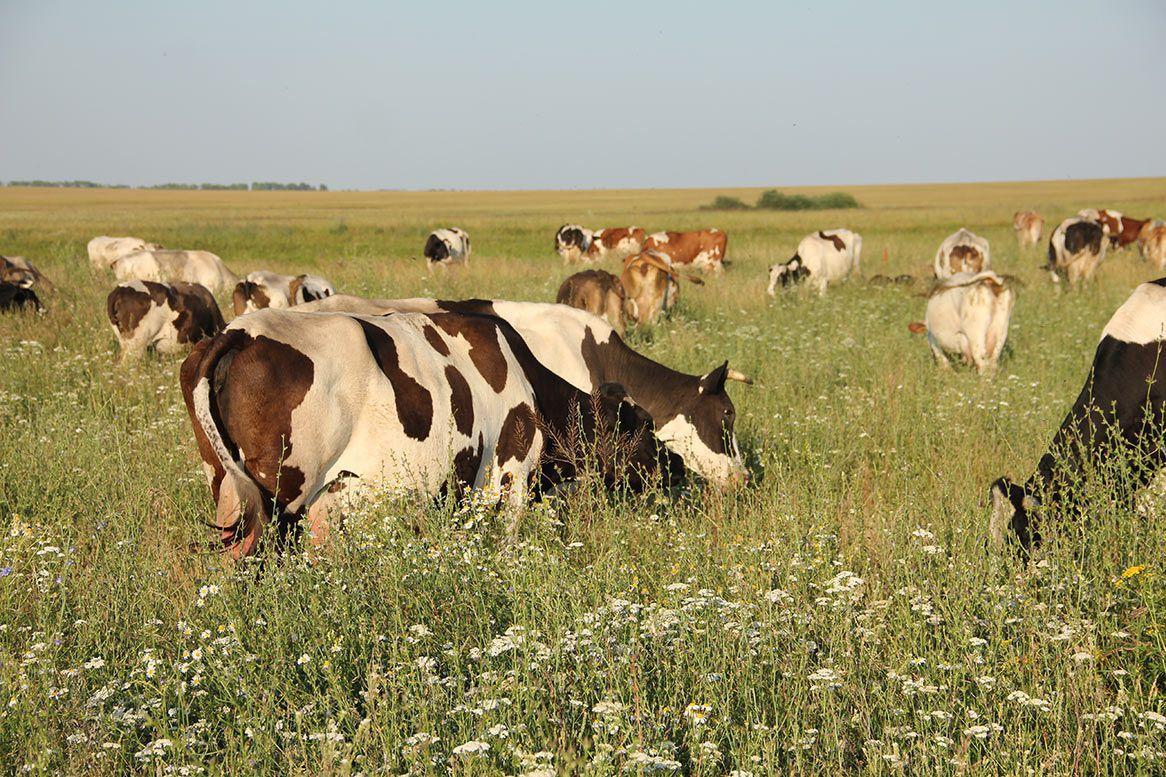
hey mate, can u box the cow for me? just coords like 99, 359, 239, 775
0, 282, 43, 313
554, 224, 594, 264
1139, 221, 1166, 269
1077, 209, 1125, 244
113, 249, 240, 293
1113, 216, 1151, 251
107, 280, 225, 360
0, 255, 52, 290
908, 271, 1014, 375
424, 228, 471, 269
585, 227, 646, 262
295, 295, 752, 484
643, 229, 728, 274
1047, 218, 1107, 285
990, 278, 1166, 552
767, 229, 862, 296
934, 228, 990, 279
1013, 211, 1044, 249
232, 271, 336, 315
87, 236, 163, 269
556, 270, 625, 334
621, 251, 680, 326
180, 308, 682, 556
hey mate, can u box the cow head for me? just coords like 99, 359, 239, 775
653, 362, 749, 486
767, 256, 811, 294
989, 476, 1039, 552
595, 383, 686, 489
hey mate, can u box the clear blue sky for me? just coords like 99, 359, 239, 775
2, 1, 1163, 190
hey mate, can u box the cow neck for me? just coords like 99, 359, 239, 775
590, 332, 699, 420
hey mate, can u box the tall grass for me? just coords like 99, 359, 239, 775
1, 181, 1166, 774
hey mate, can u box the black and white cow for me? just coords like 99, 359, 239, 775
555, 224, 594, 263
0, 282, 43, 313
297, 295, 752, 484
107, 280, 225, 360
424, 228, 471, 269
767, 229, 861, 296
990, 279, 1166, 551
1047, 218, 1107, 285
180, 308, 681, 557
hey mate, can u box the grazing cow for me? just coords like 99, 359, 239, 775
554, 224, 594, 264
1047, 218, 1107, 285
113, 249, 239, 293
232, 271, 336, 315
1113, 216, 1151, 250
107, 280, 225, 360
424, 228, 471, 269
556, 269, 625, 334
0, 255, 52, 290
585, 227, 646, 262
990, 278, 1166, 552
180, 309, 680, 556
621, 251, 680, 326
909, 271, 1014, 375
643, 229, 728, 274
934, 228, 990, 279
1139, 221, 1166, 269
1077, 208, 1124, 243
87, 236, 163, 269
0, 282, 43, 313
767, 229, 862, 296
296, 295, 752, 484
1013, 211, 1044, 249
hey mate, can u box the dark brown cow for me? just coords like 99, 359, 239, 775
643, 229, 728, 274
0, 255, 52, 290
107, 280, 224, 360
556, 269, 625, 334
0, 282, 42, 313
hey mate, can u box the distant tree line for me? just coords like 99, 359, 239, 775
2, 180, 328, 191
701, 189, 860, 211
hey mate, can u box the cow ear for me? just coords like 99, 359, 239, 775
699, 362, 729, 395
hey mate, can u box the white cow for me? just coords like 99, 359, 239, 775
88, 236, 162, 269
232, 271, 336, 315
423, 228, 471, 269
913, 271, 1014, 375
767, 229, 862, 296
113, 249, 239, 293
934, 228, 990, 279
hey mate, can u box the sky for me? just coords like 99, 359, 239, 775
1, 1, 1163, 190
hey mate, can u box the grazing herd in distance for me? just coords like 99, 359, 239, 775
1, 200, 1166, 556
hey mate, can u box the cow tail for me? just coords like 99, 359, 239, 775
189, 329, 269, 554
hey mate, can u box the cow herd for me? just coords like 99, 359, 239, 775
2, 202, 1166, 558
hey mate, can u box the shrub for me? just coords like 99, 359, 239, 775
756, 189, 860, 210
700, 195, 751, 211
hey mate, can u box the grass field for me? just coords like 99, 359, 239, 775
2, 178, 1166, 775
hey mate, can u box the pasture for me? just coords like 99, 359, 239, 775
3, 178, 1166, 774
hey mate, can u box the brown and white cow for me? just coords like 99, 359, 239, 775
768, 229, 861, 296
0, 255, 52, 290
934, 228, 990, 279
1139, 221, 1166, 269
556, 269, 625, 334
643, 229, 728, 274
1113, 216, 1151, 251
1013, 211, 1043, 249
1077, 209, 1124, 243
113, 249, 240, 293
232, 271, 336, 315
296, 295, 752, 484
107, 280, 225, 360
1048, 218, 1107, 285
621, 251, 680, 326
87, 236, 163, 269
910, 271, 1014, 375
585, 227, 646, 262
180, 309, 681, 556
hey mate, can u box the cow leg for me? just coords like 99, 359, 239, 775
928, 339, 951, 369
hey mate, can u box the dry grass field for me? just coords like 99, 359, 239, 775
2, 178, 1166, 774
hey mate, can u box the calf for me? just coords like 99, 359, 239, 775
1139, 221, 1166, 269
0, 282, 43, 313
1013, 211, 1043, 249
644, 229, 728, 274
934, 228, 990, 278
88, 236, 163, 269
0, 255, 52, 290
990, 279, 1166, 551
556, 269, 625, 334
107, 280, 225, 360
585, 227, 646, 262
113, 249, 239, 293
232, 271, 336, 315
424, 228, 471, 269
911, 271, 1014, 375
296, 295, 752, 484
768, 229, 862, 296
554, 224, 594, 264
180, 309, 679, 556
1047, 218, 1107, 285
621, 251, 679, 326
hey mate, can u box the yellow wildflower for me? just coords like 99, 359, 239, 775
1122, 565, 1146, 580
